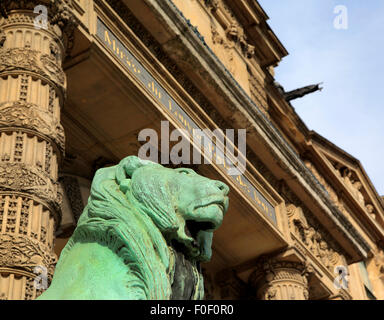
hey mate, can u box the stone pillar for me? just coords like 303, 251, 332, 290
249, 259, 311, 300
0, 0, 76, 300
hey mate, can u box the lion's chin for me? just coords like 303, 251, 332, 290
169, 200, 226, 263
169, 220, 216, 263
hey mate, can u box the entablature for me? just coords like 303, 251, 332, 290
99, 0, 369, 262
62, 0, 372, 271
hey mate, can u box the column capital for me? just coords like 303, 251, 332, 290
249, 256, 313, 300
0, 0, 78, 54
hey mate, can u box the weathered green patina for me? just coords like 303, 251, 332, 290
38, 156, 229, 300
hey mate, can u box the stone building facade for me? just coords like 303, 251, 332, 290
0, 0, 383, 300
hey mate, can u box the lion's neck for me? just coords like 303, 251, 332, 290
40, 242, 144, 300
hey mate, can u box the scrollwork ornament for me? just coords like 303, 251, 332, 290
0, 233, 56, 279
0, 163, 62, 209
0, 48, 66, 91
0, 101, 65, 152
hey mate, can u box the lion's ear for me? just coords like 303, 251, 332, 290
115, 156, 155, 185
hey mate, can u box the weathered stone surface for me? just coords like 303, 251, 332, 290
0, 0, 76, 300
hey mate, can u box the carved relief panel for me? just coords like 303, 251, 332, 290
286, 203, 347, 274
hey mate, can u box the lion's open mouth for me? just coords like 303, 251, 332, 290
169, 218, 216, 261
169, 197, 228, 262
185, 220, 216, 239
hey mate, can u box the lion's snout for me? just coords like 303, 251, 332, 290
213, 180, 230, 196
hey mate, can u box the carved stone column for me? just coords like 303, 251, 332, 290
249, 259, 311, 300
0, 0, 76, 300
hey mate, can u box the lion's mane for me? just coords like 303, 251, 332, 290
57, 157, 178, 299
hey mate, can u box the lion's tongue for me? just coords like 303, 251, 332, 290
196, 230, 213, 262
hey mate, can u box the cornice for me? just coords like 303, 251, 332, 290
102, 0, 370, 260
309, 131, 384, 215
158, 0, 370, 256
224, 0, 288, 67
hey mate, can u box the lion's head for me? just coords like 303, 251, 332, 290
42, 156, 229, 300
116, 156, 229, 262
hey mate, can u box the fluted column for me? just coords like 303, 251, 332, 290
0, 0, 76, 300
249, 259, 311, 300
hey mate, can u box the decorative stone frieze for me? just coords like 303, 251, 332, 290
0, 48, 66, 89
331, 160, 377, 216
0, 163, 62, 212
286, 203, 346, 273
280, 179, 350, 273
200, 0, 256, 60
0, 233, 56, 276
0, 101, 65, 153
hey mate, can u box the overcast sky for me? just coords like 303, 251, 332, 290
257, 0, 384, 196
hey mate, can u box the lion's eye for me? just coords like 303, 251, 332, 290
179, 169, 190, 175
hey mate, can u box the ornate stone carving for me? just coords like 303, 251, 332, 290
0, 163, 61, 209
0, 101, 65, 152
1, 1, 77, 35
0, 233, 56, 278
0, 9, 76, 58
249, 258, 311, 300
366, 203, 377, 220
334, 165, 368, 208
286, 203, 343, 273
0, 0, 76, 300
227, 20, 240, 41
0, 48, 65, 90
201, 0, 256, 60
211, 24, 227, 47
222, 2, 254, 59
49, 42, 61, 62
210, 24, 235, 74
0, 12, 36, 25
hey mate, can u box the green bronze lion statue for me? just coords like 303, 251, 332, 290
39, 156, 229, 300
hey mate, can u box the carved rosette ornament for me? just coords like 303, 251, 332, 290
0, 0, 77, 300
249, 259, 312, 300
